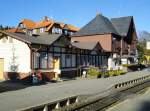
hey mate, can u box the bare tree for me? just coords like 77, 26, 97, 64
9, 45, 18, 72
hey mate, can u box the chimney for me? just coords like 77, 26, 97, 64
96, 12, 102, 16
44, 16, 49, 21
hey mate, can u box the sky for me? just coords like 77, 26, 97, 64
0, 0, 150, 32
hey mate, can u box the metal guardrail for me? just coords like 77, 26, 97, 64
19, 96, 79, 111
112, 75, 150, 90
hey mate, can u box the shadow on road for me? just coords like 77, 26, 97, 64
0, 80, 47, 93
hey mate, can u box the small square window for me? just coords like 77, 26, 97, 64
9, 37, 13, 43
2, 37, 7, 43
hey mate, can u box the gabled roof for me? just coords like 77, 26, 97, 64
19, 17, 79, 32
111, 16, 133, 36
0, 30, 62, 45
71, 41, 104, 51
20, 19, 36, 29
72, 14, 118, 37
35, 19, 52, 28
63, 24, 80, 31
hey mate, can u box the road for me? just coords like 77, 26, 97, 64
0, 70, 150, 111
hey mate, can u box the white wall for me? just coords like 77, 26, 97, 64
0, 36, 31, 73
108, 58, 115, 70
146, 41, 150, 50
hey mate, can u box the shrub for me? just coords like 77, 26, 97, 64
122, 64, 135, 67
107, 70, 126, 76
87, 67, 99, 77
122, 64, 146, 71
107, 70, 115, 76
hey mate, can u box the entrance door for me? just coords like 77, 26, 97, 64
0, 58, 4, 80
54, 56, 60, 70
53, 56, 61, 79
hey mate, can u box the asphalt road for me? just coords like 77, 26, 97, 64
0, 70, 150, 111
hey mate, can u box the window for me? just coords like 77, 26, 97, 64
62, 48, 65, 52
48, 53, 53, 68
54, 47, 60, 52
92, 56, 95, 66
84, 55, 88, 66
77, 55, 80, 66
70, 32, 74, 35
19, 24, 25, 29
61, 54, 76, 68
99, 56, 102, 66
33, 29, 37, 34
34, 53, 40, 69
28, 30, 32, 36
64, 30, 68, 35
104, 56, 108, 65
89, 56, 92, 65
49, 47, 53, 52
52, 27, 62, 34
62, 54, 66, 68
9, 37, 13, 43
66, 54, 71, 67
40, 28, 45, 33
40, 53, 48, 68
72, 54, 76, 67
96, 56, 99, 67
101, 56, 104, 65
81, 55, 85, 66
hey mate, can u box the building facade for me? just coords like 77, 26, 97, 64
17, 16, 79, 36
0, 14, 138, 80
0, 30, 109, 80
71, 14, 138, 69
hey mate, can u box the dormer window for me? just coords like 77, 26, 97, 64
19, 24, 25, 29
70, 32, 74, 35
32, 29, 37, 34
40, 28, 45, 33
64, 30, 68, 35
52, 27, 62, 34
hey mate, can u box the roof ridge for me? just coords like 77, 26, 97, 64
111, 16, 133, 20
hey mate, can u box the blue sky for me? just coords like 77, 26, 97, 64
0, 0, 150, 32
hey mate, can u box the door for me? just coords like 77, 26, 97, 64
0, 58, 4, 80
53, 56, 61, 78
54, 56, 60, 69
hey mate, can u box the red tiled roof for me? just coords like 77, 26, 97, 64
19, 17, 79, 31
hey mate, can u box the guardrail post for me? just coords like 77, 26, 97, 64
43, 105, 48, 111
67, 99, 70, 106
55, 102, 60, 109
75, 97, 79, 103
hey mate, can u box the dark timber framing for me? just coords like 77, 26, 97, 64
32, 44, 111, 71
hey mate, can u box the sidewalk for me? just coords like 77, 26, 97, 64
0, 70, 149, 111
